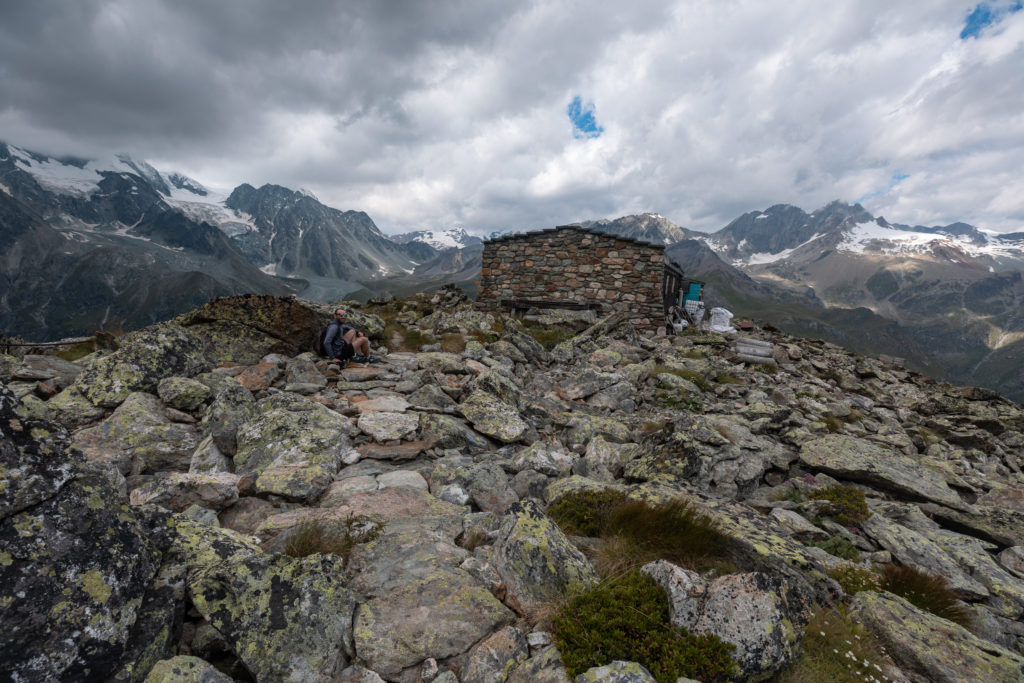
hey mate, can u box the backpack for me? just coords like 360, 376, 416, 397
313, 322, 334, 357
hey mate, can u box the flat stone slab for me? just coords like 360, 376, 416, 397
356, 396, 411, 413
798, 434, 964, 509
357, 411, 419, 442
357, 439, 435, 462
341, 367, 389, 382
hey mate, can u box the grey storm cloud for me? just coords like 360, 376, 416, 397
1, 0, 1022, 234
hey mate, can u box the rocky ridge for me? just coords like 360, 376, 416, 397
2, 292, 1024, 682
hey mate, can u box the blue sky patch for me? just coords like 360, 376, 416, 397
568, 96, 604, 139
961, 1, 1022, 39
856, 171, 909, 204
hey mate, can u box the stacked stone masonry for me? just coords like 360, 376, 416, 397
476, 226, 668, 331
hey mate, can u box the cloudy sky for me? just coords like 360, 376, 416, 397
2, 0, 1022, 235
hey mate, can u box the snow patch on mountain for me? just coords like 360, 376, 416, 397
745, 233, 826, 265
392, 227, 480, 250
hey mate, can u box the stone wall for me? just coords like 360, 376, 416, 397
476, 226, 666, 330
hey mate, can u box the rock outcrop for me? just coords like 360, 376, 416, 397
3, 291, 1024, 681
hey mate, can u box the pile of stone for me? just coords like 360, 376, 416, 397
2, 293, 1024, 682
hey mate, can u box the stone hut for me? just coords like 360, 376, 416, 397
476, 225, 685, 331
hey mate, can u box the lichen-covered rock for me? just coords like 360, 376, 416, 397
175, 294, 331, 363
799, 435, 964, 508
197, 374, 254, 457
691, 572, 809, 681
71, 322, 210, 408
189, 436, 234, 474
851, 591, 1024, 683
431, 461, 519, 516
574, 660, 657, 682
73, 392, 201, 474
507, 645, 572, 683
861, 513, 990, 600
417, 351, 469, 374
48, 383, 111, 427
157, 377, 211, 412
459, 389, 535, 443
1, 387, 170, 681
461, 625, 529, 683
143, 655, 232, 682
512, 441, 577, 477
234, 393, 352, 502
0, 384, 83, 518
188, 550, 357, 682
563, 413, 633, 448
419, 413, 496, 452
493, 499, 599, 615
129, 472, 240, 512
357, 411, 419, 442
350, 528, 515, 679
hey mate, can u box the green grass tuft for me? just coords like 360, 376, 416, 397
551, 570, 736, 683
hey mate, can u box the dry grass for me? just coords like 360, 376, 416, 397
282, 515, 383, 567
878, 564, 973, 627
548, 491, 734, 575
457, 528, 491, 551
439, 333, 466, 353
776, 605, 894, 683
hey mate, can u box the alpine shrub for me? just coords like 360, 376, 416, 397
811, 484, 870, 526
810, 535, 861, 562
551, 570, 736, 683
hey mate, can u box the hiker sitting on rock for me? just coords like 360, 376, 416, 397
325, 308, 375, 364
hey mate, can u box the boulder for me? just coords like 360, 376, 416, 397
235, 361, 282, 392
234, 393, 353, 502
460, 625, 529, 683
799, 435, 964, 509
48, 383, 108, 428
143, 655, 232, 682
73, 392, 201, 474
1, 384, 171, 681
851, 591, 1024, 683
188, 551, 357, 682
459, 390, 535, 443
71, 322, 210, 408
196, 374, 254, 457
157, 377, 211, 412
641, 561, 810, 681
350, 528, 515, 679
129, 472, 240, 512
574, 661, 657, 682
507, 645, 572, 683
493, 499, 599, 615
358, 411, 420, 442
175, 294, 331, 363
861, 514, 989, 600
512, 441, 577, 477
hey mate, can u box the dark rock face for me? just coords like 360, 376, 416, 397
225, 183, 426, 282
0, 383, 174, 681
0, 144, 293, 341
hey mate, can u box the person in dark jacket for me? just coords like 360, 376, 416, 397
324, 308, 375, 363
